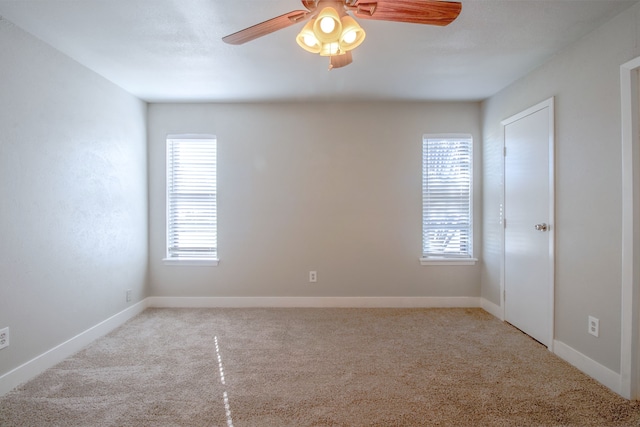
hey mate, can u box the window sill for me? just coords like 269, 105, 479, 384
420, 257, 478, 266
162, 258, 219, 266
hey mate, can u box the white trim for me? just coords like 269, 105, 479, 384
162, 258, 219, 266
147, 296, 482, 309
554, 340, 621, 396
500, 98, 553, 126
422, 133, 472, 140
620, 55, 640, 400
165, 135, 218, 262
481, 298, 503, 320
500, 97, 555, 350
167, 134, 216, 141
422, 134, 475, 260
2, 295, 626, 402
0, 295, 485, 396
420, 257, 478, 266
0, 300, 148, 397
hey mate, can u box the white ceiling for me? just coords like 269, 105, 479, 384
0, 0, 636, 102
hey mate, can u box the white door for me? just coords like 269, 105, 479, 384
502, 98, 554, 348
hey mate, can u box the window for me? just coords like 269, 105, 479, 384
421, 134, 475, 265
165, 135, 218, 265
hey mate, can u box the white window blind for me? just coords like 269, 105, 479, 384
422, 135, 473, 259
166, 137, 217, 260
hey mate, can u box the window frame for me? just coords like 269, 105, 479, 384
163, 134, 219, 266
420, 133, 477, 266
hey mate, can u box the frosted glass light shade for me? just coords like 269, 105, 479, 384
312, 7, 342, 43
296, 20, 321, 53
339, 16, 366, 51
343, 30, 357, 44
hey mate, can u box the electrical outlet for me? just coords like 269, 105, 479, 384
309, 271, 317, 283
588, 316, 599, 337
0, 327, 9, 350
126, 289, 132, 303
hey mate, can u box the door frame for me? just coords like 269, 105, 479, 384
620, 56, 640, 400
500, 97, 555, 350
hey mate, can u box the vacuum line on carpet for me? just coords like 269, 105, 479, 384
215, 336, 226, 385
223, 391, 234, 427
215, 336, 234, 427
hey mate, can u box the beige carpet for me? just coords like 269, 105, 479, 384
1, 308, 640, 426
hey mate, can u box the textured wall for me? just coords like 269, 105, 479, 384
481, 2, 640, 373
0, 18, 148, 377
148, 102, 481, 298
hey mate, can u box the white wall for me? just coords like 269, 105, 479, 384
0, 17, 148, 378
148, 102, 481, 299
481, 3, 640, 373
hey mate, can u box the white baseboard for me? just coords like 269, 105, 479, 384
553, 339, 621, 395
147, 296, 482, 309
480, 298, 503, 320
2, 297, 627, 402
0, 300, 148, 397
480, 305, 622, 396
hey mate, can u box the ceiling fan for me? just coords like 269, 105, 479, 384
222, 0, 462, 70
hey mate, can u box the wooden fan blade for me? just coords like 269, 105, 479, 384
353, 0, 461, 26
222, 10, 310, 45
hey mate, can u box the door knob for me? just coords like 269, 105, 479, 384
534, 223, 548, 232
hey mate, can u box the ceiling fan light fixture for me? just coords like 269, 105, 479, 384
319, 41, 341, 57
312, 7, 342, 42
339, 16, 366, 51
296, 20, 322, 53
223, 0, 462, 70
